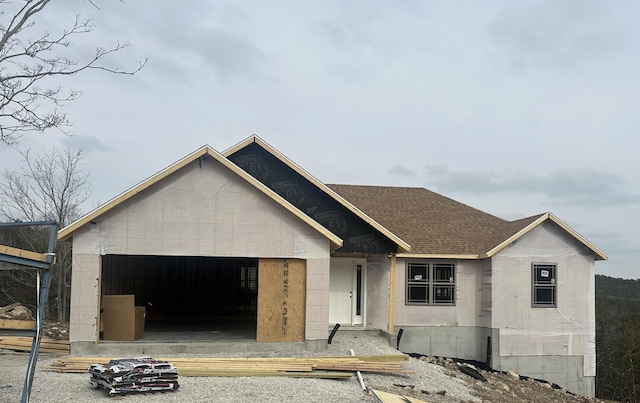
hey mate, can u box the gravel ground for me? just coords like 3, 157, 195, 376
1, 332, 478, 403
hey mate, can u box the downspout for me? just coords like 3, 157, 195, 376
388, 253, 396, 334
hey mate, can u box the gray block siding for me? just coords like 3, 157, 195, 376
394, 326, 594, 397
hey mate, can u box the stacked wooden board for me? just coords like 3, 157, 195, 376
46, 354, 410, 379
0, 336, 70, 355
89, 357, 179, 396
0, 318, 35, 330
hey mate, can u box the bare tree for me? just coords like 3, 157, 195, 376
0, 0, 146, 144
0, 147, 89, 321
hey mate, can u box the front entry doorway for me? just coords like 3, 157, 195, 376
329, 258, 365, 325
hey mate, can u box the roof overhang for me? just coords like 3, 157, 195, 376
224, 135, 411, 253
58, 146, 343, 250
395, 253, 482, 259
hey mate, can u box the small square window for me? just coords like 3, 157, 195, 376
532, 263, 556, 307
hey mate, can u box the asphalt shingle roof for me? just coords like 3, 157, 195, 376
327, 184, 543, 256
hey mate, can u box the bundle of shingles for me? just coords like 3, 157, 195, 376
89, 356, 179, 396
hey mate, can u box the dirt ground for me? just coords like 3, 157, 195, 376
1, 317, 614, 403
378, 356, 610, 403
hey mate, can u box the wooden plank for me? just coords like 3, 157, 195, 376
178, 369, 351, 378
370, 389, 430, 403
44, 355, 408, 378
0, 245, 48, 262
388, 253, 396, 334
370, 388, 411, 403
0, 336, 70, 346
0, 336, 70, 355
0, 319, 35, 330
257, 259, 306, 342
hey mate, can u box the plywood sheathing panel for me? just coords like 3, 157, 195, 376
257, 259, 306, 342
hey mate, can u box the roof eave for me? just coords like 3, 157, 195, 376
396, 253, 482, 259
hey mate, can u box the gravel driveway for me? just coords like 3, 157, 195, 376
1, 332, 478, 403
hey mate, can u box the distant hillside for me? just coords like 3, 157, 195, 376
596, 274, 640, 315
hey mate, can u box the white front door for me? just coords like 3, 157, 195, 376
329, 258, 365, 325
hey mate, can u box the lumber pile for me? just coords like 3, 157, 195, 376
45, 354, 410, 379
0, 336, 70, 355
0, 318, 35, 330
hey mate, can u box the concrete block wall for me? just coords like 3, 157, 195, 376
365, 257, 390, 330
305, 257, 330, 343
68, 249, 101, 343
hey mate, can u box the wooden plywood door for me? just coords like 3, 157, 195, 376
256, 258, 306, 342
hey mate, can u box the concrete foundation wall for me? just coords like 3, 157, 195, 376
495, 354, 595, 397
395, 325, 594, 396
396, 325, 488, 361
69, 157, 331, 344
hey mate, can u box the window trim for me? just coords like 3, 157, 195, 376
531, 262, 557, 308
406, 261, 455, 306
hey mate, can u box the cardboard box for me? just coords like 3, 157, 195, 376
102, 295, 146, 341
103, 295, 135, 309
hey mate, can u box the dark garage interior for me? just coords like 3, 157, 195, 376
100, 255, 258, 341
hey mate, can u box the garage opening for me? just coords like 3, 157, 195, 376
100, 255, 258, 341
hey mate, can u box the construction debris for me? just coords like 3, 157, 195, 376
89, 357, 179, 396
0, 303, 34, 321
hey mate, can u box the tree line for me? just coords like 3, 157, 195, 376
596, 274, 640, 402
0, 148, 86, 321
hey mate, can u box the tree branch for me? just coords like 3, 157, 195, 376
1, 0, 146, 144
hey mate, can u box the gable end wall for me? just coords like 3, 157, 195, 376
69, 157, 331, 345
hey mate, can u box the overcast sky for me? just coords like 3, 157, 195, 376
2, 1, 638, 279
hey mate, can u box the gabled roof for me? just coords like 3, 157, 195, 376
327, 184, 608, 261
485, 212, 608, 260
58, 146, 343, 249
223, 136, 411, 253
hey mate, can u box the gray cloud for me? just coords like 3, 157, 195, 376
97, 2, 270, 81
388, 164, 416, 177
191, 28, 269, 79
424, 165, 639, 208
62, 135, 109, 153
488, 0, 630, 69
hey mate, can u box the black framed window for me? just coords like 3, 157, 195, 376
532, 263, 556, 307
406, 262, 455, 305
